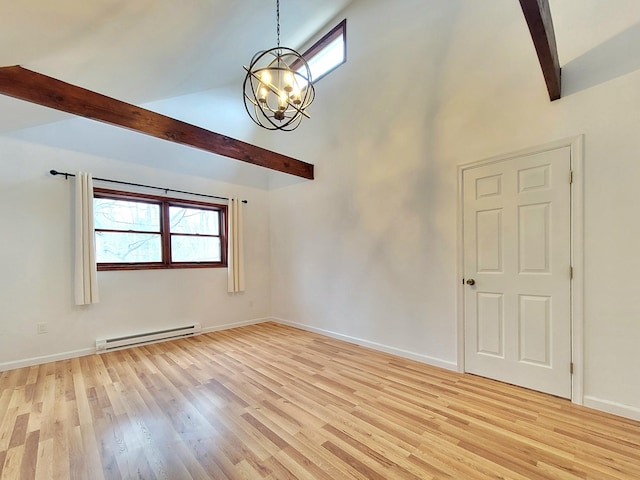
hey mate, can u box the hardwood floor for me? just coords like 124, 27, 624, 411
1, 322, 639, 479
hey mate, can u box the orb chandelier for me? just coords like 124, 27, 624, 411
243, 0, 315, 131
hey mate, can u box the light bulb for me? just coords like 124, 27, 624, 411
278, 92, 288, 111
258, 87, 268, 103
284, 71, 293, 92
290, 85, 301, 105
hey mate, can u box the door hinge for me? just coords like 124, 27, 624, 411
570, 266, 573, 279
570, 362, 574, 374
569, 170, 574, 184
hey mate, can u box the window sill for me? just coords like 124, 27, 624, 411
97, 263, 227, 272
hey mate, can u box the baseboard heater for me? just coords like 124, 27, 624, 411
95, 323, 202, 353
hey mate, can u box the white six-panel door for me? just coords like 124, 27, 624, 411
463, 146, 572, 398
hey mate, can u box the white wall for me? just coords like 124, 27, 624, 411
0, 134, 271, 369
267, 0, 640, 419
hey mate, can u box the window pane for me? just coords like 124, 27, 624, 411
169, 206, 219, 235
171, 235, 221, 262
95, 232, 162, 263
94, 198, 160, 232
307, 35, 344, 81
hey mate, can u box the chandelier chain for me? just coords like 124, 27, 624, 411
276, 0, 280, 48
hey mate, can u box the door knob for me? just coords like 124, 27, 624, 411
466, 278, 476, 286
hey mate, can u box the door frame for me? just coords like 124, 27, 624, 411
456, 135, 584, 405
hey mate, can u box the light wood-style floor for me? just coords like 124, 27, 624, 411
1, 322, 639, 479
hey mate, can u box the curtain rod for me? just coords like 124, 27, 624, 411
49, 170, 247, 204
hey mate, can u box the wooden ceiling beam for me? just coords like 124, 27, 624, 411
0, 65, 314, 180
518, 0, 561, 101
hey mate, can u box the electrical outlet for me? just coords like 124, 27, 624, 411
37, 323, 48, 334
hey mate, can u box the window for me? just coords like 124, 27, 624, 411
300, 19, 346, 83
93, 188, 226, 270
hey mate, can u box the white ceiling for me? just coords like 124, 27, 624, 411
0, 0, 352, 132
549, 0, 640, 66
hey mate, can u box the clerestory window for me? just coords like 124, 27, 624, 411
301, 19, 347, 83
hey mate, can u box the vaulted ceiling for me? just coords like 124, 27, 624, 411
1, 0, 639, 187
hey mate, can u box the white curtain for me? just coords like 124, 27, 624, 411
227, 198, 245, 293
74, 172, 99, 305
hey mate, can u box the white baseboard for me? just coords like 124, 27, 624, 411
0, 347, 95, 372
0, 317, 272, 372
272, 317, 458, 372
583, 395, 640, 422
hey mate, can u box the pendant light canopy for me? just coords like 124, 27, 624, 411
243, 0, 315, 131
